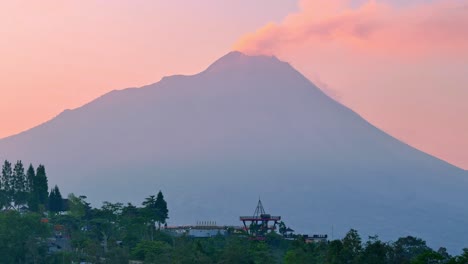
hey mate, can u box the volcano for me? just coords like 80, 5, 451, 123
1, 51, 466, 251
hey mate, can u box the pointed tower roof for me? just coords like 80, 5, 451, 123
253, 199, 266, 218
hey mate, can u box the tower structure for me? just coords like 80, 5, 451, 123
240, 199, 281, 239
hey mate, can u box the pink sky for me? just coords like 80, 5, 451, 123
0, 1, 467, 169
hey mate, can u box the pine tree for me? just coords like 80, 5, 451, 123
26, 164, 39, 211
0, 162, 5, 209
12, 161, 27, 209
141, 191, 169, 239
154, 191, 169, 230
1, 160, 13, 209
26, 164, 35, 193
48, 185, 63, 213
34, 165, 49, 208
142, 195, 157, 240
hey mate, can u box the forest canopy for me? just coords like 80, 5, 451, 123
1, 160, 467, 263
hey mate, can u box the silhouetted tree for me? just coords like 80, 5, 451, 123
0, 211, 50, 263
412, 250, 444, 264
390, 236, 430, 264
143, 191, 169, 233
12, 160, 27, 209
142, 195, 157, 240
34, 165, 49, 210
327, 239, 345, 264
26, 164, 35, 192
131, 240, 172, 263
342, 229, 362, 264
26, 164, 39, 211
154, 191, 169, 229
48, 185, 63, 213
359, 235, 391, 264
1, 160, 13, 209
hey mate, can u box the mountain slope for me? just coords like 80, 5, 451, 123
1, 51, 467, 251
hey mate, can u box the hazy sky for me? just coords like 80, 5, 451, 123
0, 0, 467, 169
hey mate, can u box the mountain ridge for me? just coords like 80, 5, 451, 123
3, 51, 463, 171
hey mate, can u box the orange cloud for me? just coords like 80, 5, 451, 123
233, 0, 468, 57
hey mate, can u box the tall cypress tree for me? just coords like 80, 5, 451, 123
26, 164, 35, 193
48, 185, 63, 213
0, 161, 6, 209
1, 160, 13, 209
26, 164, 39, 211
34, 165, 49, 209
154, 191, 169, 229
12, 161, 27, 209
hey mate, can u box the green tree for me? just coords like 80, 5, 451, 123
25, 164, 39, 211
26, 164, 35, 192
411, 250, 444, 264
0, 211, 50, 263
89, 217, 114, 254
1, 160, 13, 208
154, 191, 169, 229
12, 160, 27, 209
104, 247, 130, 264
49, 185, 63, 213
436, 247, 452, 263
142, 195, 157, 240
46, 252, 76, 264
90, 201, 124, 254
35, 164, 49, 208
284, 238, 311, 264
327, 240, 345, 264
250, 242, 275, 264
131, 240, 173, 263
121, 203, 147, 248
67, 194, 86, 218
220, 236, 253, 264
342, 229, 362, 264
360, 236, 390, 264
142, 191, 169, 237
390, 236, 431, 264
101, 201, 123, 222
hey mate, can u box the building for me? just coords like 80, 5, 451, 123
188, 227, 227, 238
304, 234, 328, 243
164, 221, 229, 238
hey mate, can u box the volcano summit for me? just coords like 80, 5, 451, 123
0, 51, 466, 251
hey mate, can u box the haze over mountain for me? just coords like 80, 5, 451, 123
0, 51, 466, 251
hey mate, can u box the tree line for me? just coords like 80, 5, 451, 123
283, 229, 468, 264
1, 160, 65, 213
1, 160, 48, 211
0, 160, 467, 263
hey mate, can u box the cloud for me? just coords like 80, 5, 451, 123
233, 0, 468, 57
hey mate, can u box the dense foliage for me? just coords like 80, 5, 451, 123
1, 160, 467, 263
0, 211, 50, 263
1, 160, 49, 212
